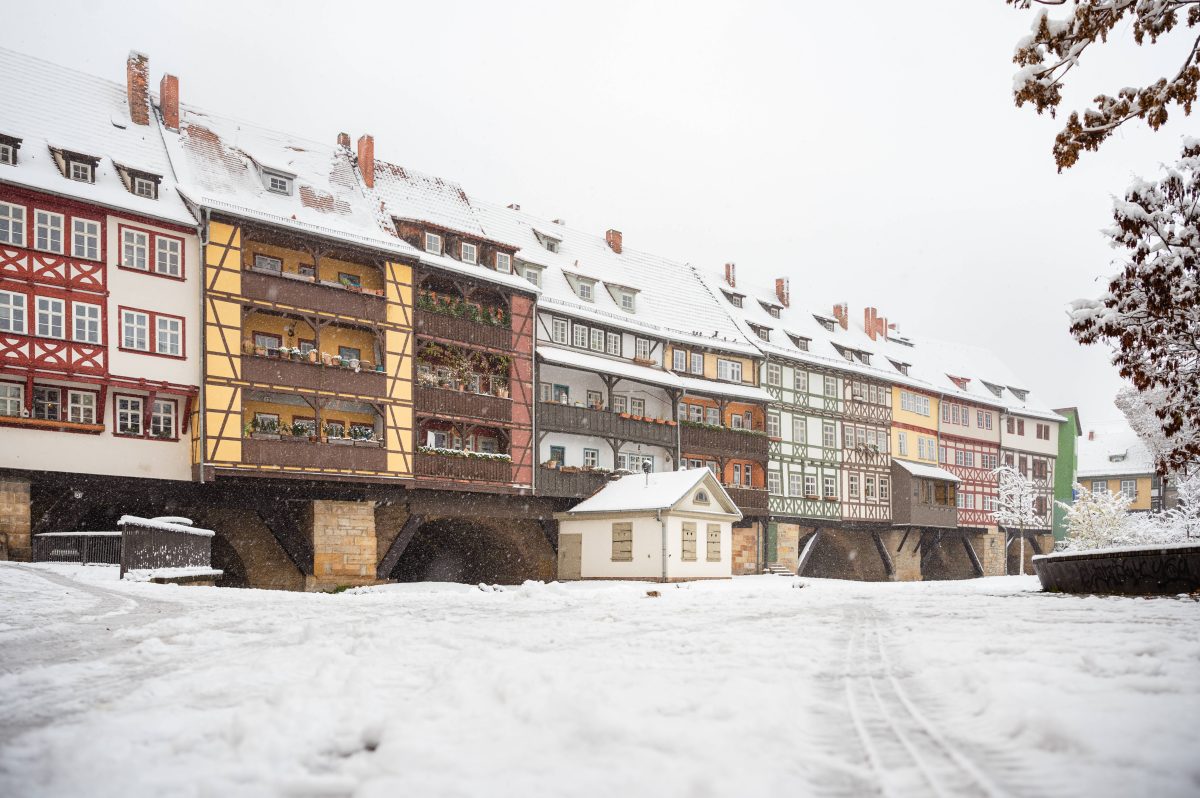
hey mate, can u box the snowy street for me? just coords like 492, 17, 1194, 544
1, 565, 1197, 798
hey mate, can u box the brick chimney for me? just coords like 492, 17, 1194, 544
126, 51, 150, 126
833, 303, 848, 329
159, 74, 179, 131
605, 229, 623, 254
724, 262, 736, 288
864, 307, 877, 340
337, 132, 350, 148
775, 278, 789, 308
1088, 430, 1095, 441
357, 135, 374, 188
876, 315, 888, 340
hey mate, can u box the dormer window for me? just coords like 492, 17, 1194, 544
68, 160, 94, 183
759, 301, 781, 319
461, 242, 478, 264
722, 290, 743, 308
578, 281, 594, 302
424, 232, 442, 255
787, 333, 810, 351
814, 315, 836, 332
1008, 387, 1029, 401
264, 171, 292, 195
495, 252, 512, 273
620, 292, 634, 312
523, 265, 542, 287
533, 228, 562, 253
749, 323, 770, 342
133, 177, 157, 199
982, 381, 1004, 397
890, 359, 910, 376
0, 143, 15, 166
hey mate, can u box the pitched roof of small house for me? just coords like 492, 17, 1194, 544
893, 459, 961, 483
1076, 421, 1156, 479
564, 468, 742, 518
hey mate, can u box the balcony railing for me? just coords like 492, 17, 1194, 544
537, 466, 612, 499
725, 486, 770, 515
416, 385, 512, 423
414, 309, 512, 350
680, 423, 769, 462
242, 436, 387, 472
538, 402, 678, 448
414, 451, 512, 483
242, 355, 386, 397
243, 268, 386, 323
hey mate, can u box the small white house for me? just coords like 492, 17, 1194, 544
555, 468, 743, 582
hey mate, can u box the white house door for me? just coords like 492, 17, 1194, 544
558, 534, 582, 581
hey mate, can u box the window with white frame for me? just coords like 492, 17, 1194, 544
35, 210, 63, 253
673, 349, 687, 371
0, 143, 14, 166
0, 202, 24, 246
635, 338, 651, 361
630, 398, 645, 416
551, 317, 568, 344
67, 390, 95, 424
742, 464, 752, 486
253, 254, 282, 273
793, 416, 807, 444
572, 323, 588, 348
848, 473, 860, 498
122, 228, 149, 270
577, 280, 594, 302
794, 370, 808, 392
523, 266, 541, 287
150, 399, 176, 437
620, 292, 634, 311
36, 297, 64, 338
32, 386, 60, 420
804, 474, 818, 497
156, 237, 181, 277
606, 332, 621, 356
583, 448, 599, 468
72, 302, 101, 344
116, 395, 143, 436
822, 421, 836, 448
68, 160, 94, 183
768, 471, 781, 495
0, 291, 26, 334
0, 383, 21, 416
766, 363, 781, 386
461, 242, 478, 264
1120, 479, 1137, 500
424, 232, 442, 255
133, 176, 157, 198
690, 352, 703, 374
717, 359, 742, 382
767, 411, 780, 437
156, 316, 182, 356
897, 431, 908, 456
122, 309, 149, 350
590, 328, 605, 352
824, 375, 837, 397
265, 171, 292, 194
71, 219, 100, 260
705, 406, 718, 425
823, 474, 836, 498
495, 252, 511, 273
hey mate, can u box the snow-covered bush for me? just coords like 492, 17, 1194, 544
1056, 486, 1133, 552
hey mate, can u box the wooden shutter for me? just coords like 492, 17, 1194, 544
681, 522, 697, 561
611, 522, 633, 561
706, 524, 721, 561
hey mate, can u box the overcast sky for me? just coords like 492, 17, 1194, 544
4, 1, 1191, 430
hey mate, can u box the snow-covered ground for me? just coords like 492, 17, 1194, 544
0, 564, 1197, 798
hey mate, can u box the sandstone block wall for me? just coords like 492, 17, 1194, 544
0, 479, 31, 562
310, 500, 380, 591
731, 523, 760, 575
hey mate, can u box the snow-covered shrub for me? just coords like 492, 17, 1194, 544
1056, 485, 1132, 552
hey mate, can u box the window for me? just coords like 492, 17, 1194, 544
265, 172, 292, 194
572, 323, 588, 348
900, 390, 930, 416
742, 463, 753, 486
253, 254, 282, 273
424, 232, 442, 254
706, 406, 719, 425
116, 395, 143, 436
794, 370, 808, 392
788, 473, 803, 497
150, 399, 176, 438
804, 474, 817, 497
67, 390, 95, 424
577, 281, 594, 302
611, 522, 633, 561
673, 349, 687, 371
455, 241, 476, 265
495, 252, 511, 273
865, 475, 876, 499
72, 302, 101, 343
691, 352, 704, 374
122, 229, 149, 270
767, 412, 780, 437
523, 267, 541, 287
756, 327, 770, 342
1033, 460, 1048, 480
155, 237, 182, 277
0, 202, 24, 246
620, 292, 635, 312
121, 310, 149, 350
635, 338, 651, 361
790, 335, 810, 351
36, 297, 64, 338
548, 444, 566, 465
156, 316, 183, 356
848, 473, 860, 499
717, 359, 742, 382
732, 463, 741, 485
35, 211, 63, 253
71, 219, 100, 260
0, 143, 13, 165
879, 477, 890, 501
606, 332, 621, 356
68, 161, 93, 183
730, 413, 744, 430
613, 395, 627, 413
550, 317, 568, 344
253, 331, 282, 351
1036, 423, 1051, 440
706, 524, 721, 561
0, 383, 21, 416
793, 417, 807, 444
768, 471, 781, 495
583, 448, 599, 468
590, 328, 605, 352
981, 453, 998, 470
680, 522, 697, 561
338, 346, 361, 362
133, 177, 157, 198
1018, 419, 1025, 436
824, 376, 837, 397
1006, 417, 1015, 434
630, 398, 645, 416
766, 363, 781, 386
1091, 480, 1106, 493
0, 291, 26, 333
897, 431, 908, 457
32, 386, 60, 420
823, 474, 836, 498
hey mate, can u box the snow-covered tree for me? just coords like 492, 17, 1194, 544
992, 465, 1041, 573
1056, 484, 1132, 551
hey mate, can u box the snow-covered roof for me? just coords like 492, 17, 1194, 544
676, 373, 773, 402
0, 47, 195, 226
564, 468, 741, 517
893, 459, 961, 482
117, 515, 215, 537
539, 345, 678, 389
1076, 421, 1156, 479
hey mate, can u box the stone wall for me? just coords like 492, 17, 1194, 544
0, 479, 31, 562
200, 507, 305, 591
310, 500, 381, 591
775, 523, 801, 571
976, 528, 1007, 577
878, 530, 922, 581
731, 522, 760, 575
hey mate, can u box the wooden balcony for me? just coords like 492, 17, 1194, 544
537, 466, 611, 499
414, 309, 512, 350
243, 269, 386, 322
725, 486, 770, 515
538, 402, 677, 448
416, 385, 512, 423
242, 437, 387, 472
414, 451, 512, 483
680, 423, 769, 462
242, 355, 386, 397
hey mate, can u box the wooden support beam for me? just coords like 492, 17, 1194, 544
896, 528, 911, 553
871, 530, 895, 580
376, 513, 425, 579
919, 530, 943, 566
796, 528, 821, 576
962, 536, 984, 577
257, 502, 314, 576
1025, 532, 1044, 556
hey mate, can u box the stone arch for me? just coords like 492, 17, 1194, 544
802, 529, 891, 581
388, 516, 554, 584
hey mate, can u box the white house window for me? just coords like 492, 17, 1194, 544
0, 291, 26, 334
635, 338, 651, 361
823, 474, 836, 498
32, 386, 60, 420
768, 471, 781, 495
794, 370, 808, 392
573, 323, 588, 348
133, 177, 157, 199
577, 281, 594, 302
606, 332, 621, 356
0, 383, 22, 416
523, 266, 541, 287
0, 143, 14, 165
36, 297, 64, 338
717, 359, 742, 382
0, 202, 25, 246
71, 219, 100, 260
849, 473, 860, 499
254, 254, 282, 273
156, 237, 181, 277
766, 363, 781, 386
551, 317, 568, 344
151, 399, 176, 438
793, 417, 806, 444
67, 390, 95, 424
495, 252, 511, 273
803, 474, 817, 497
690, 352, 703, 374
590, 328, 605, 352
122, 229, 149, 270
824, 376, 837, 397
72, 302, 101, 344
583, 448, 599, 468
620, 292, 634, 311
673, 349, 687, 371
788, 473, 803, 497
1120, 479, 1137, 500
823, 421, 836, 448
424, 232, 442, 255
897, 431, 908, 456
461, 242, 478, 264
265, 172, 292, 195
117, 396, 143, 436
122, 310, 149, 350
767, 411, 780, 437
68, 161, 94, 183
156, 316, 182, 356
35, 211, 63, 253
756, 327, 770, 342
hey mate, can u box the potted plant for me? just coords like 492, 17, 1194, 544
376, 363, 386, 373
254, 344, 267, 357
248, 417, 280, 440
348, 358, 360, 371
321, 351, 333, 366
242, 338, 255, 355
331, 355, 342, 369
292, 348, 304, 362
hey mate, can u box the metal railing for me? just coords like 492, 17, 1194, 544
32, 532, 122, 565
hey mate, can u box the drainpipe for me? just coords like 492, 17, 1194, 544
197, 206, 210, 484
657, 508, 668, 582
